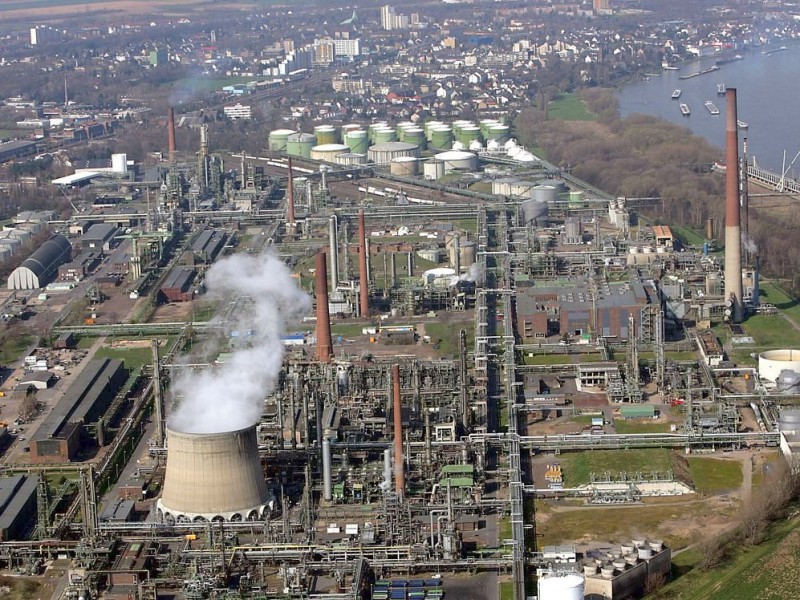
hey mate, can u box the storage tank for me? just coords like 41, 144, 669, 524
533, 185, 558, 204
334, 152, 366, 166
373, 128, 397, 144
458, 125, 482, 146
486, 124, 510, 143
341, 123, 361, 134
311, 143, 350, 162
286, 133, 316, 158
344, 130, 369, 154
434, 150, 478, 172
423, 159, 445, 181
111, 153, 127, 174
521, 198, 549, 226
569, 190, 584, 204
368, 141, 420, 165
314, 125, 339, 146
759, 350, 800, 390
424, 120, 444, 140
537, 572, 585, 600
430, 126, 454, 150
469, 140, 483, 152
268, 129, 297, 152
402, 127, 426, 150
390, 156, 419, 176
422, 267, 457, 287
158, 425, 272, 523
515, 150, 536, 162
459, 240, 477, 267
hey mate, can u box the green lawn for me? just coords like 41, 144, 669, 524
331, 323, 366, 337
760, 281, 800, 322
666, 351, 698, 361
672, 225, 706, 247
577, 353, 605, 363
499, 582, 514, 600
547, 93, 595, 121
524, 353, 573, 365
614, 420, 672, 434
94, 346, 153, 369
424, 322, 473, 358
558, 448, 673, 487
687, 457, 743, 495
0, 334, 33, 365
742, 314, 800, 347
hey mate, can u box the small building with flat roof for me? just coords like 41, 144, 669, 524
0, 475, 38, 541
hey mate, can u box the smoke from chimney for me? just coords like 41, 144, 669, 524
392, 364, 404, 496
315, 251, 333, 363
358, 210, 369, 317
167, 107, 176, 159
724, 88, 743, 323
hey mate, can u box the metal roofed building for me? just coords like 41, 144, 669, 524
190, 229, 227, 264
159, 267, 196, 303
0, 475, 39, 540
29, 358, 127, 464
80, 223, 118, 252
7, 234, 72, 290
516, 276, 659, 343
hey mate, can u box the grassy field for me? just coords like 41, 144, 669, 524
0, 334, 33, 365
577, 353, 605, 363
688, 458, 743, 495
499, 581, 514, 600
760, 281, 800, 322
558, 448, 673, 487
424, 321, 473, 358
94, 346, 152, 369
547, 93, 595, 121
330, 323, 366, 338
742, 314, 800, 347
653, 515, 800, 599
672, 225, 706, 247
524, 353, 573, 365
614, 420, 672, 434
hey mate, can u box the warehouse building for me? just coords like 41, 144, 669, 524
80, 223, 118, 252
7, 234, 72, 290
190, 229, 227, 264
0, 140, 36, 163
0, 475, 38, 541
159, 267, 196, 303
30, 358, 127, 464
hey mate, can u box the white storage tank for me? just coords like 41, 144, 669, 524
759, 349, 800, 391
311, 143, 350, 162
423, 159, 445, 181
521, 198, 548, 226
111, 153, 128, 174
390, 157, 419, 176
334, 152, 367, 166
434, 150, 478, 173
537, 572, 585, 600
368, 141, 420, 165
533, 185, 558, 204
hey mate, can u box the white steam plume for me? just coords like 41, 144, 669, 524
169, 251, 311, 434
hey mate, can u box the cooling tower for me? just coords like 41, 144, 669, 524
158, 425, 272, 523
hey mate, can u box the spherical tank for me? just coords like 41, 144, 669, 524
158, 425, 272, 523
759, 349, 800, 389
434, 150, 478, 172
286, 133, 316, 158
390, 157, 419, 176
537, 573, 585, 600
268, 129, 297, 152
367, 141, 420, 165
345, 130, 369, 154
533, 185, 558, 204
311, 143, 350, 162
521, 198, 549, 226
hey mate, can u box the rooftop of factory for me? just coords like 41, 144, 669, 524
0, 475, 38, 537
517, 276, 654, 312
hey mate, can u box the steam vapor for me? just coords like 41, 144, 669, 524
169, 251, 311, 434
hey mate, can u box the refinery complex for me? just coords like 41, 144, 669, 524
0, 84, 799, 600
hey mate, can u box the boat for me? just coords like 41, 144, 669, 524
662, 64, 679, 71
737, 120, 749, 129
717, 83, 726, 96
764, 46, 788, 56
680, 103, 691, 116
715, 54, 743, 66
678, 65, 720, 80
705, 101, 720, 115
671, 89, 682, 100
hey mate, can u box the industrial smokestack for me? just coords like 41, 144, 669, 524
167, 107, 176, 159
358, 210, 369, 317
705, 218, 714, 241
322, 438, 333, 501
315, 251, 333, 363
329, 216, 339, 290
392, 364, 404, 496
287, 157, 296, 226
724, 88, 743, 323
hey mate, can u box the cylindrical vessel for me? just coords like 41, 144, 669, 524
322, 438, 333, 501
537, 573, 585, 600
390, 157, 419, 176
268, 129, 297, 152
423, 159, 445, 181
373, 128, 397, 144
334, 152, 366, 166
345, 130, 369, 154
367, 142, 420, 165
158, 425, 272, 522
315, 251, 333, 362
434, 150, 477, 172
314, 125, 339, 146
311, 143, 350, 162
430, 126, 453, 150
759, 349, 800, 389
724, 88, 743, 322
286, 133, 316, 158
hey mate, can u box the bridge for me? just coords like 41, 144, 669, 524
714, 160, 800, 194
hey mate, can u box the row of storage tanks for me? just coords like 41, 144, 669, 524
268, 118, 511, 161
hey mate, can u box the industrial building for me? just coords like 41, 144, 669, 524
80, 223, 118, 252
159, 267, 196, 303
189, 228, 227, 264
30, 358, 127, 463
7, 234, 72, 290
0, 475, 38, 541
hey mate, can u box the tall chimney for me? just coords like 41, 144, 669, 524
167, 107, 176, 159
724, 89, 743, 323
315, 251, 333, 362
392, 364, 404, 496
705, 218, 714, 241
329, 216, 339, 290
358, 210, 369, 317
287, 157, 296, 225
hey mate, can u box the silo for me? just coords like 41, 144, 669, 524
458, 125, 482, 146
311, 143, 350, 162
334, 152, 367, 166
521, 198, 549, 226
759, 350, 800, 390
459, 240, 477, 267
434, 150, 478, 172
345, 130, 369, 154
367, 141, 420, 165
111, 153, 128, 174
424, 121, 444, 141
373, 128, 397, 144
537, 573, 585, 600
430, 126, 454, 150
286, 133, 316, 158
569, 190, 584, 204
368, 122, 389, 142
479, 119, 499, 136
314, 125, 339, 146
402, 127, 426, 150
390, 157, 419, 176
486, 124, 510, 143
533, 185, 559, 204
158, 425, 272, 523
268, 129, 297, 152
423, 159, 446, 181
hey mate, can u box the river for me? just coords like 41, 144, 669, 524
615, 42, 800, 176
